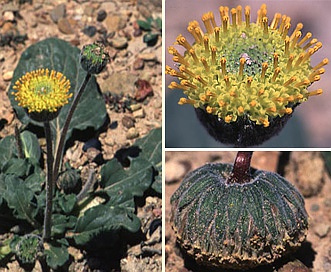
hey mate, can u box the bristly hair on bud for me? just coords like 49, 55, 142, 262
166, 4, 328, 147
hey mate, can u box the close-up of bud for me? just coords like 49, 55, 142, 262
80, 42, 110, 74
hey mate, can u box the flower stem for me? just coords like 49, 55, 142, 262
227, 151, 253, 184
53, 73, 91, 182
43, 121, 54, 242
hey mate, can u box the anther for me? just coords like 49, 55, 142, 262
223, 15, 229, 33
246, 76, 253, 88
179, 66, 196, 78
294, 78, 310, 87
223, 75, 231, 88
283, 76, 297, 87
203, 36, 210, 53
175, 34, 192, 51
195, 75, 208, 85
308, 89, 323, 96
168, 82, 189, 91
301, 48, 314, 64
181, 80, 197, 89
238, 106, 244, 113
282, 23, 291, 39
290, 23, 303, 40
273, 53, 279, 69
284, 37, 290, 55
270, 13, 281, 29
189, 49, 199, 64
290, 31, 302, 49
261, 62, 268, 80
303, 38, 318, 50
237, 5, 242, 25
286, 54, 294, 71
245, 6, 250, 28
297, 32, 312, 47
178, 98, 196, 105
211, 46, 217, 65
202, 12, 214, 35
239, 57, 245, 78
262, 17, 268, 36
220, 57, 227, 75
308, 68, 325, 81
312, 58, 329, 71
294, 53, 305, 67
231, 8, 237, 27
214, 27, 220, 43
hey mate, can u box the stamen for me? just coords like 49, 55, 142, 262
189, 49, 199, 64
294, 78, 310, 87
262, 17, 268, 36
282, 23, 291, 39
246, 76, 253, 88
200, 57, 210, 72
301, 48, 315, 64
290, 31, 301, 49
271, 67, 281, 82
261, 62, 268, 80
175, 34, 192, 51
231, 8, 237, 27
187, 21, 202, 43
196, 75, 208, 85
245, 6, 250, 28
211, 46, 217, 65
290, 23, 303, 40
220, 57, 227, 75
284, 36, 290, 55
181, 80, 197, 89
313, 42, 323, 53
178, 98, 196, 104
194, 27, 204, 43
312, 58, 329, 70
273, 53, 279, 69
239, 57, 245, 78
270, 13, 281, 29
258, 89, 265, 96
294, 53, 305, 67
283, 76, 297, 87
279, 15, 287, 33
308, 68, 325, 81
308, 89, 323, 96
179, 66, 196, 78
202, 12, 214, 35
203, 36, 210, 53
165, 65, 188, 79
249, 100, 257, 107
237, 5, 242, 25
286, 54, 294, 71
279, 108, 293, 114
303, 38, 318, 50
214, 27, 220, 43
238, 106, 244, 113
224, 75, 231, 88
225, 115, 232, 123
223, 15, 229, 33
297, 32, 312, 47
168, 82, 189, 91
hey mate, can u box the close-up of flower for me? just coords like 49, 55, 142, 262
166, 2, 329, 147
12, 68, 72, 122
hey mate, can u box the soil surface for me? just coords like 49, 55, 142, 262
165, 151, 331, 272
0, 0, 161, 271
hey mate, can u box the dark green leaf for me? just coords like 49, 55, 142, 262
8, 38, 107, 144
52, 214, 77, 235
1, 175, 39, 227
137, 19, 151, 31
0, 135, 16, 169
20, 131, 41, 164
100, 158, 153, 208
55, 193, 77, 214
143, 33, 159, 45
73, 205, 140, 245
1, 158, 31, 177
44, 239, 69, 269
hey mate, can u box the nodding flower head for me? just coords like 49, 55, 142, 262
80, 42, 110, 74
12, 69, 72, 122
166, 4, 328, 146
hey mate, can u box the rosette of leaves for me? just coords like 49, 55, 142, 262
171, 152, 308, 269
137, 17, 162, 46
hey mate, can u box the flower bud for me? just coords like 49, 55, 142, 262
80, 42, 110, 74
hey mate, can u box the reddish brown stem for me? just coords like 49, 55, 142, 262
227, 151, 253, 184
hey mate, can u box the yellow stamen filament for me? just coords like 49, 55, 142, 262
194, 27, 203, 44
179, 66, 196, 78
187, 21, 202, 43
195, 75, 208, 85
301, 48, 315, 64
189, 49, 199, 64
230, 90, 236, 97
214, 27, 220, 43
203, 36, 210, 53
283, 76, 297, 87
270, 13, 281, 29
199, 94, 208, 101
220, 57, 227, 75
237, 5, 242, 25
303, 38, 318, 50
280, 108, 293, 114
308, 68, 325, 81
294, 53, 305, 67
290, 31, 302, 49
224, 75, 231, 88
211, 46, 217, 65
200, 57, 209, 72
290, 23, 303, 40
294, 78, 310, 87
273, 53, 279, 69
202, 12, 214, 35
313, 58, 329, 70
261, 62, 268, 80
262, 17, 268, 36
223, 15, 229, 33
308, 89, 323, 96
178, 98, 195, 105
284, 37, 290, 55
181, 80, 197, 89
245, 6, 250, 28
279, 15, 287, 33
282, 23, 291, 39
297, 32, 312, 47
271, 67, 281, 82
168, 82, 188, 91
313, 42, 323, 53
206, 90, 216, 97
312, 75, 320, 82
218, 100, 226, 107
165, 65, 188, 79
175, 34, 192, 51
267, 107, 277, 113
286, 54, 294, 70
231, 8, 237, 27
239, 57, 245, 78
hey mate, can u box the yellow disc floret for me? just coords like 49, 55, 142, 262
12, 68, 72, 113
166, 4, 327, 127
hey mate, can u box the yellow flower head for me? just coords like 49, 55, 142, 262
12, 68, 72, 114
166, 4, 328, 127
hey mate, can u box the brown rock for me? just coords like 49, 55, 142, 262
2, 71, 13, 81
103, 14, 127, 33
57, 18, 74, 34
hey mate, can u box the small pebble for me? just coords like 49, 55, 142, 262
166, 160, 187, 183
126, 127, 139, 139
133, 108, 145, 119
82, 25, 97, 37
314, 223, 330, 238
2, 71, 13, 81
3, 11, 15, 21
57, 18, 74, 34
311, 203, 320, 212
97, 9, 107, 22
138, 52, 156, 61
122, 115, 135, 129
130, 104, 142, 111
50, 3, 66, 23
111, 37, 128, 49
133, 58, 144, 70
